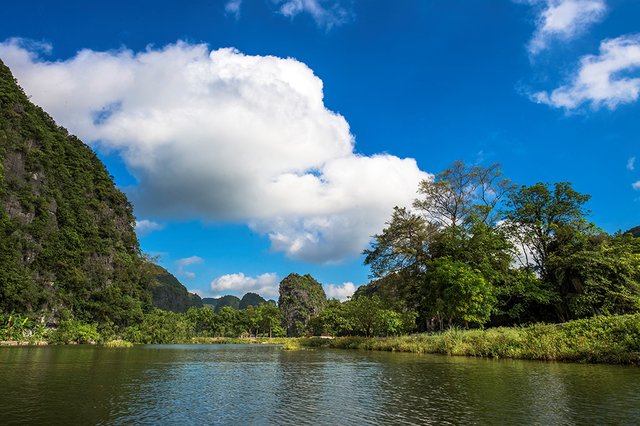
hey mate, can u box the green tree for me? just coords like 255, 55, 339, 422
311, 299, 353, 336
549, 234, 640, 319
413, 160, 514, 228
424, 258, 496, 329
185, 307, 218, 337
256, 302, 284, 337
216, 306, 241, 337
503, 182, 593, 279
343, 296, 385, 337
503, 182, 598, 322
364, 207, 434, 279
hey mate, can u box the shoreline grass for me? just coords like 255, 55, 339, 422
103, 339, 134, 348
299, 314, 640, 365
3, 314, 639, 364
189, 337, 292, 345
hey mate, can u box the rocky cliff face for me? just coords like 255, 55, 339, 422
0, 59, 149, 325
278, 273, 326, 337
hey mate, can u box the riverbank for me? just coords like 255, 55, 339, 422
299, 314, 640, 364
3, 314, 639, 364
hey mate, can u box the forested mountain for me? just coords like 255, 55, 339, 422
0, 59, 151, 326
278, 273, 326, 337
625, 226, 640, 238
239, 292, 266, 309
214, 295, 241, 312
147, 263, 203, 313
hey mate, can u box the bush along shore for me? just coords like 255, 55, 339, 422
3, 311, 640, 364
299, 314, 640, 365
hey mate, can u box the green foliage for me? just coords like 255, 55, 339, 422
239, 292, 266, 309
123, 309, 195, 344
103, 339, 134, 348
278, 273, 327, 337
311, 296, 417, 337
363, 206, 433, 279
362, 161, 640, 329
255, 302, 285, 337
147, 262, 203, 313
424, 258, 496, 328
214, 295, 241, 312
0, 59, 152, 326
492, 268, 556, 324
49, 319, 101, 344
503, 181, 593, 279
301, 314, 640, 364
549, 234, 640, 319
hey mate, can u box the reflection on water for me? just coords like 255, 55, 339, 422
1, 345, 639, 425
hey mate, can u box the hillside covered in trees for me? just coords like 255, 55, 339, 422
0, 59, 202, 324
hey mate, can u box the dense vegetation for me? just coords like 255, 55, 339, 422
358, 161, 640, 330
300, 314, 640, 364
0, 59, 151, 327
0, 302, 285, 344
147, 262, 203, 312
0, 60, 205, 326
278, 273, 326, 337
239, 292, 267, 309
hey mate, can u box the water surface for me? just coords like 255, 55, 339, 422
1, 344, 638, 424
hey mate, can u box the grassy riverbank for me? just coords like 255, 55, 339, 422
190, 337, 292, 345
299, 314, 640, 364
3, 314, 639, 364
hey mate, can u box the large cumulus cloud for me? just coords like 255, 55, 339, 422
0, 38, 428, 262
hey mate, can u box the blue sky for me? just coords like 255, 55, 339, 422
1, 0, 639, 300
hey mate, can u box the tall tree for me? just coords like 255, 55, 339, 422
413, 161, 515, 229
503, 182, 593, 279
423, 257, 496, 329
363, 207, 435, 279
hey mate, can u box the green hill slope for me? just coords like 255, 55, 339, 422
147, 263, 203, 312
0, 59, 150, 326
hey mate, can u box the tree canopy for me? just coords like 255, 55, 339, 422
362, 161, 640, 328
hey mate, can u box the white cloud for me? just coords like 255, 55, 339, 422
175, 256, 203, 279
627, 156, 636, 171
527, 0, 606, 55
632, 181, 640, 191
324, 282, 356, 301
176, 256, 204, 267
533, 34, 640, 110
0, 39, 428, 263
189, 288, 205, 297
135, 219, 164, 235
273, 0, 352, 30
225, 0, 242, 19
210, 272, 279, 298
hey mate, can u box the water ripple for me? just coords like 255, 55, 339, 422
1, 345, 639, 425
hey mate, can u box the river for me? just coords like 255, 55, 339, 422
1, 344, 638, 424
